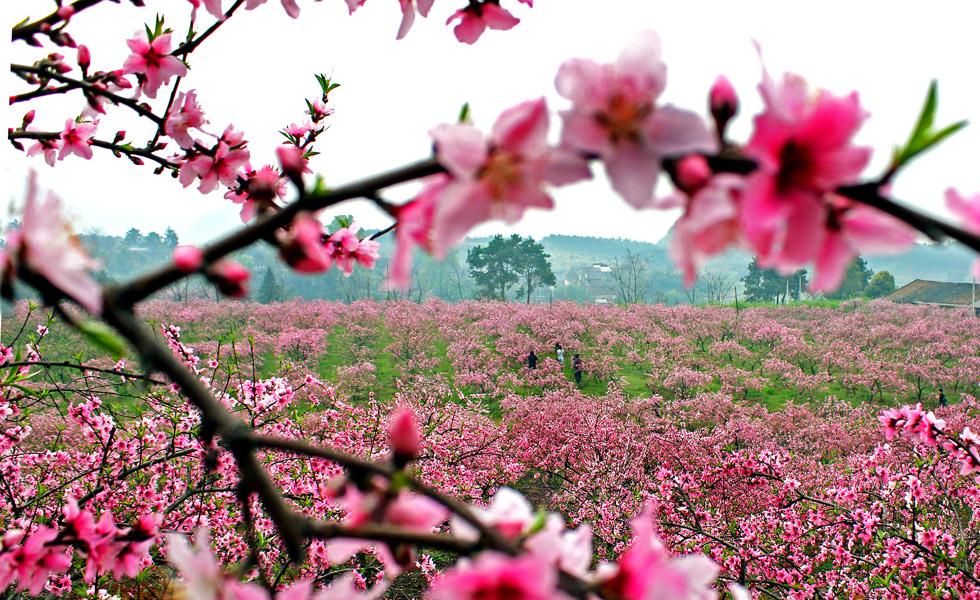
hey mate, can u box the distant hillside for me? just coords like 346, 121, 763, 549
46, 226, 980, 306
864, 242, 975, 286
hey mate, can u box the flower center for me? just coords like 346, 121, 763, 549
776, 140, 815, 191
481, 150, 523, 199
596, 92, 653, 144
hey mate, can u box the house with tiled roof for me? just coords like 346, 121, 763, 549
885, 279, 980, 310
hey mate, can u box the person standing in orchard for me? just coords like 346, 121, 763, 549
527, 349, 538, 370
556, 343, 564, 365
573, 354, 583, 386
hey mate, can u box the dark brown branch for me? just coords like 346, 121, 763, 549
99, 306, 309, 562
304, 521, 480, 554
12, 0, 108, 44
112, 157, 443, 306
173, 0, 247, 57
837, 183, 980, 251
10, 65, 164, 125
1, 361, 167, 385
10, 131, 179, 169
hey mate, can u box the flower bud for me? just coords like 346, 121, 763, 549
674, 155, 712, 195
22, 111, 35, 126
77, 45, 91, 71
389, 406, 421, 460
208, 260, 250, 298
276, 145, 305, 183
58, 5, 76, 20
709, 75, 738, 139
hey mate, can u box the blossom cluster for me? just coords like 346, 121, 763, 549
0, 498, 159, 595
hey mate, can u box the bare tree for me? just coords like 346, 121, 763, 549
446, 248, 468, 302
610, 249, 651, 304
410, 260, 431, 303
684, 277, 700, 305
701, 269, 733, 304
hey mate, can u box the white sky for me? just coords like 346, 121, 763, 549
4, 0, 980, 247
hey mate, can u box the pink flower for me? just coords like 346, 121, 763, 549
168, 530, 270, 600
208, 260, 250, 297
429, 97, 590, 255
225, 164, 287, 222
277, 145, 308, 181
946, 188, 980, 279
1, 172, 103, 314
122, 31, 187, 99
165, 90, 209, 149
58, 118, 97, 160
388, 405, 421, 458
446, 1, 522, 44
8, 526, 72, 595
26, 138, 59, 166
808, 195, 914, 293
327, 486, 448, 576
451, 487, 534, 541
174, 245, 204, 271
306, 97, 334, 122
524, 514, 592, 576
389, 174, 447, 291
741, 52, 871, 273
555, 31, 717, 208
597, 507, 719, 600
657, 156, 746, 287
280, 213, 333, 273
179, 126, 250, 194
329, 227, 362, 276
429, 551, 560, 600
353, 238, 381, 271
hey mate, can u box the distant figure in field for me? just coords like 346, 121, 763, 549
573, 354, 583, 385
556, 343, 564, 365
527, 350, 538, 370
939, 388, 947, 407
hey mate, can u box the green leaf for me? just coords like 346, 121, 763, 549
891, 81, 968, 174
457, 102, 471, 123
78, 321, 127, 360
312, 174, 329, 196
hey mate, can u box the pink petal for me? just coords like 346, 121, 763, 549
614, 30, 667, 99
481, 3, 519, 31
841, 205, 916, 254
554, 58, 605, 106
396, 0, 416, 39
281, 0, 300, 18
543, 149, 592, 187
429, 123, 487, 178
643, 105, 718, 158
450, 11, 485, 44
811, 230, 855, 293
492, 97, 548, 156
604, 143, 660, 209
432, 182, 492, 256
557, 109, 609, 155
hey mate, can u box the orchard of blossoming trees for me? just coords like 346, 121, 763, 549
4, 298, 980, 599
6, 0, 980, 598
